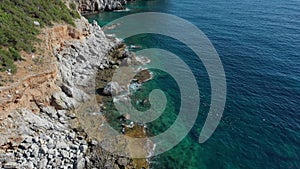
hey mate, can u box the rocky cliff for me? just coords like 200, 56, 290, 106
74, 0, 133, 13
0, 16, 110, 168
0, 11, 151, 169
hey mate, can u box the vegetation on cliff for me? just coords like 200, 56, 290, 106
0, 0, 80, 73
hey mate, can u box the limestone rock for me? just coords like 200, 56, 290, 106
21, 109, 53, 129
26, 161, 34, 169
3, 161, 18, 169
103, 82, 121, 96
33, 21, 40, 26
39, 158, 48, 168
51, 92, 78, 110
75, 158, 86, 169
42, 106, 58, 119
78, 0, 127, 12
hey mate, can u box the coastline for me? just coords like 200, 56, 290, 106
1, 1, 298, 169
0, 6, 153, 169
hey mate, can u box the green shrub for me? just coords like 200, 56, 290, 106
0, 48, 17, 73
70, 2, 77, 10
0, 0, 80, 74
9, 47, 22, 61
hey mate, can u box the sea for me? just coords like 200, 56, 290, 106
86, 0, 300, 168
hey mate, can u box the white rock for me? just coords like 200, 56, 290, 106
52, 92, 78, 110
3, 161, 18, 169
42, 106, 58, 119
33, 21, 40, 26
75, 158, 85, 169
39, 159, 48, 168
21, 109, 52, 129
27, 161, 34, 169
60, 150, 69, 158
103, 82, 121, 96
56, 142, 68, 149
30, 144, 39, 158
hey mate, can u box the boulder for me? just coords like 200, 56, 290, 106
103, 82, 121, 96
26, 161, 34, 169
121, 57, 131, 66
51, 92, 78, 110
3, 162, 18, 169
39, 159, 48, 169
75, 158, 85, 169
21, 109, 53, 129
30, 143, 39, 158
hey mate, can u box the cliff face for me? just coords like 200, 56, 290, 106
0, 14, 151, 168
0, 0, 153, 167
75, 0, 131, 13
0, 17, 103, 168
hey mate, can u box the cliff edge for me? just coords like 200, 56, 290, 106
0, 1, 152, 168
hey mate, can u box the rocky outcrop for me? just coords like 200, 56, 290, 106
103, 82, 121, 95
55, 19, 113, 84
76, 0, 133, 13
0, 17, 139, 168
0, 7, 152, 169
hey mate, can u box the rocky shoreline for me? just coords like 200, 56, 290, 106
0, 11, 153, 169
76, 0, 135, 15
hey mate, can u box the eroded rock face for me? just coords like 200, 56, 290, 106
0, 14, 152, 169
77, 0, 131, 13
0, 17, 113, 168
55, 19, 114, 89
54, 17, 118, 110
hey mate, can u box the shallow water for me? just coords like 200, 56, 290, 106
87, 0, 300, 168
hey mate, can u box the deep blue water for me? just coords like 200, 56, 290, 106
87, 0, 300, 168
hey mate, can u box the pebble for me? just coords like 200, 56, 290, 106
48, 149, 55, 155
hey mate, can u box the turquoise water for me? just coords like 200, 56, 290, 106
87, 0, 300, 168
